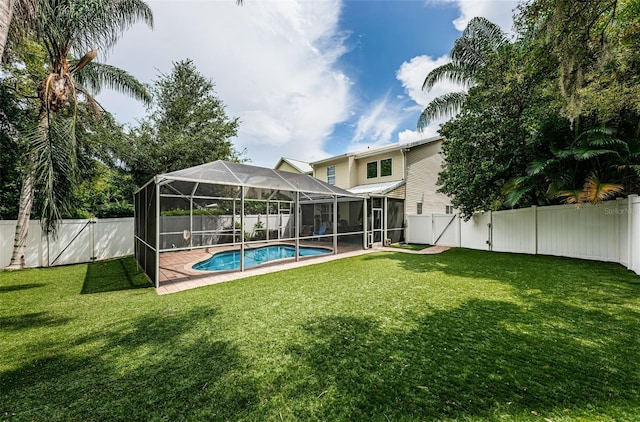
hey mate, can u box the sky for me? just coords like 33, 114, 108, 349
97, 0, 520, 168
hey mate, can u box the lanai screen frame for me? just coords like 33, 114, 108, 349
134, 161, 367, 287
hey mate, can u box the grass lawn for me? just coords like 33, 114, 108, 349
1, 249, 640, 421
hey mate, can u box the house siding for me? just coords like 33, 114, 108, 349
276, 162, 300, 173
386, 184, 406, 200
355, 150, 404, 186
313, 158, 354, 187
405, 141, 450, 214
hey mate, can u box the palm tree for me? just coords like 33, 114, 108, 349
504, 128, 636, 208
0, 0, 36, 60
417, 17, 508, 131
7, 0, 153, 269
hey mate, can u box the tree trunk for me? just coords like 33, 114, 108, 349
0, 0, 15, 61
8, 111, 47, 270
7, 155, 35, 269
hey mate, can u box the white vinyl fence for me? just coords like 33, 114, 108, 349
1, 218, 134, 268
406, 196, 640, 275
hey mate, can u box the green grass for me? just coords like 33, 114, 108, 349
390, 243, 432, 251
1, 250, 640, 421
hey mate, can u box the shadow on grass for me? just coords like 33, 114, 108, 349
81, 256, 151, 294
1, 306, 259, 420
0, 312, 73, 331
0, 283, 46, 293
284, 298, 640, 420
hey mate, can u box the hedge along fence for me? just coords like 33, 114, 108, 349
406, 195, 640, 275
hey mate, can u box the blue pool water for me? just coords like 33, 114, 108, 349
193, 244, 332, 271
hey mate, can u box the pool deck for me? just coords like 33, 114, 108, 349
156, 244, 450, 295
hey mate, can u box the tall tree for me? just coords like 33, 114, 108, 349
127, 59, 241, 185
515, 0, 640, 121
0, 0, 34, 60
417, 17, 508, 131
436, 36, 563, 219
7, 0, 153, 269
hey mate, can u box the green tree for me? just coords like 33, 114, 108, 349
515, 0, 640, 121
504, 0, 640, 204
0, 0, 36, 60
127, 59, 241, 185
417, 17, 508, 130
436, 34, 562, 219
7, 0, 153, 269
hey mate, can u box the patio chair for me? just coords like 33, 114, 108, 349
312, 224, 327, 241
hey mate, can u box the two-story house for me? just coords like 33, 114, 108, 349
279, 136, 451, 245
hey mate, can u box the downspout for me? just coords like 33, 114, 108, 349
295, 191, 300, 262
363, 197, 368, 248
155, 179, 161, 288
333, 195, 338, 254
240, 186, 245, 272
383, 196, 388, 245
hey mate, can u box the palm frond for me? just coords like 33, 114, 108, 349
581, 173, 623, 204
75, 86, 103, 116
572, 147, 619, 160
450, 35, 490, 72
417, 91, 467, 131
73, 61, 152, 105
422, 62, 474, 91
504, 185, 533, 207
502, 176, 533, 207
527, 158, 556, 176
26, 114, 78, 233
32, 0, 153, 61
556, 189, 584, 205
461, 17, 509, 52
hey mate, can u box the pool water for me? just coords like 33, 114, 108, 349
193, 244, 332, 271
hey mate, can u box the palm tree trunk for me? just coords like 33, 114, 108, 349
7, 154, 35, 269
0, 0, 15, 61
8, 112, 47, 270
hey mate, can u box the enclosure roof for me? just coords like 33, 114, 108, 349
347, 180, 406, 196
155, 160, 361, 197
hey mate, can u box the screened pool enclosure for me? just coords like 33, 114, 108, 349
134, 161, 368, 287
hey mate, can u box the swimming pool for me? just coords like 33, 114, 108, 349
192, 244, 332, 271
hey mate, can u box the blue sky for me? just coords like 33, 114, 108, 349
97, 0, 518, 167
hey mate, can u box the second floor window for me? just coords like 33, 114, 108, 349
327, 165, 336, 185
381, 158, 392, 176
367, 161, 377, 178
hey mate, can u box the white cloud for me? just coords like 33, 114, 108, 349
395, 54, 460, 140
351, 94, 406, 148
394, 1, 519, 141
429, 0, 519, 34
97, 0, 351, 167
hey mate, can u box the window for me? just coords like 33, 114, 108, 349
446, 205, 454, 214
417, 202, 423, 215
380, 158, 392, 177
327, 165, 336, 185
367, 161, 377, 179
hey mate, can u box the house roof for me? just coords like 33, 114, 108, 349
310, 136, 443, 167
155, 160, 360, 197
347, 180, 406, 196
274, 157, 313, 174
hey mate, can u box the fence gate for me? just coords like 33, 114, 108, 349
47, 219, 96, 266
432, 214, 458, 246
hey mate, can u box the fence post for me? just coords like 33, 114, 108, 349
431, 214, 435, 245
533, 205, 538, 255
628, 194, 636, 271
